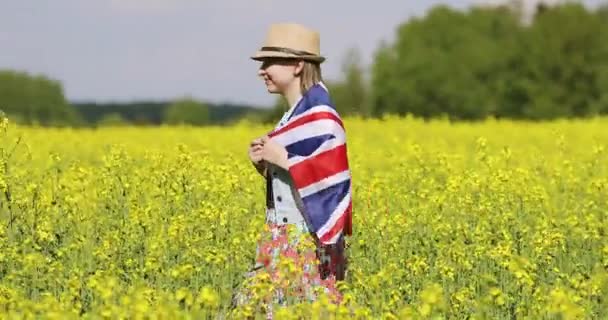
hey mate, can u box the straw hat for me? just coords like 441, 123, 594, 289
251, 23, 325, 63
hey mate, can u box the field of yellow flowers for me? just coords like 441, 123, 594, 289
0, 114, 607, 319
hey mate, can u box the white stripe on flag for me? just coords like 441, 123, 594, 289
287, 105, 340, 124
272, 118, 345, 147
317, 191, 351, 239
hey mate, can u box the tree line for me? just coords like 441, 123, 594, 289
74, 99, 261, 127
367, 1, 608, 121
0, 69, 263, 127
1, 2, 607, 126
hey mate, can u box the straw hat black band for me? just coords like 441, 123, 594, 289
259, 46, 317, 57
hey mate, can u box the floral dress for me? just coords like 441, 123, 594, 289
230, 219, 344, 313
231, 104, 346, 318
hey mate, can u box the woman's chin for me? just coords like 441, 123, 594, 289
265, 84, 281, 94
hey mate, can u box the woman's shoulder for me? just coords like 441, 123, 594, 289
301, 83, 335, 110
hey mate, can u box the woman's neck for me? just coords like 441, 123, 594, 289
283, 79, 302, 108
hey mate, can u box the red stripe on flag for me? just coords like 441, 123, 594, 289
269, 111, 343, 138
289, 144, 348, 189
344, 202, 352, 236
319, 201, 352, 244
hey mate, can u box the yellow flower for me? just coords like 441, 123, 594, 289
175, 287, 193, 307
197, 286, 219, 309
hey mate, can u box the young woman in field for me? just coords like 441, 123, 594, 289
232, 23, 353, 315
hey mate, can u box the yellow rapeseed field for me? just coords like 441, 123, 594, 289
0, 114, 607, 319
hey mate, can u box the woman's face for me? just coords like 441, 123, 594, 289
257, 58, 301, 94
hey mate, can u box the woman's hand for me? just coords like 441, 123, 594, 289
249, 137, 266, 176
260, 136, 289, 170
249, 138, 264, 164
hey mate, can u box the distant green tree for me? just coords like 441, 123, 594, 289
371, 5, 522, 120
370, 3, 608, 120
503, 3, 608, 120
0, 70, 81, 126
164, 97, 210, 126
599, 3, 608, 22
597, 3, 608, 114
326, 47, 371, 117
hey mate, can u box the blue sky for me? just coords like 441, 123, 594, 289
0, 0, 604, 108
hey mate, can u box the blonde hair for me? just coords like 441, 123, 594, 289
299, 61, 323, 94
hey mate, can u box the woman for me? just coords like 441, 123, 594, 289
233, 23, 353, 315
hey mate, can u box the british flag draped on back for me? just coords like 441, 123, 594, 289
268, 82, 352, 245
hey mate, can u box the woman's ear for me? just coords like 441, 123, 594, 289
294, 60, 305, 76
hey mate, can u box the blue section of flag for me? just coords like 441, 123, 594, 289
285, 134, 335, 157
301, 179, 351, 231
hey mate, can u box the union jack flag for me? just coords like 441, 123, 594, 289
268, 83, 352, 245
